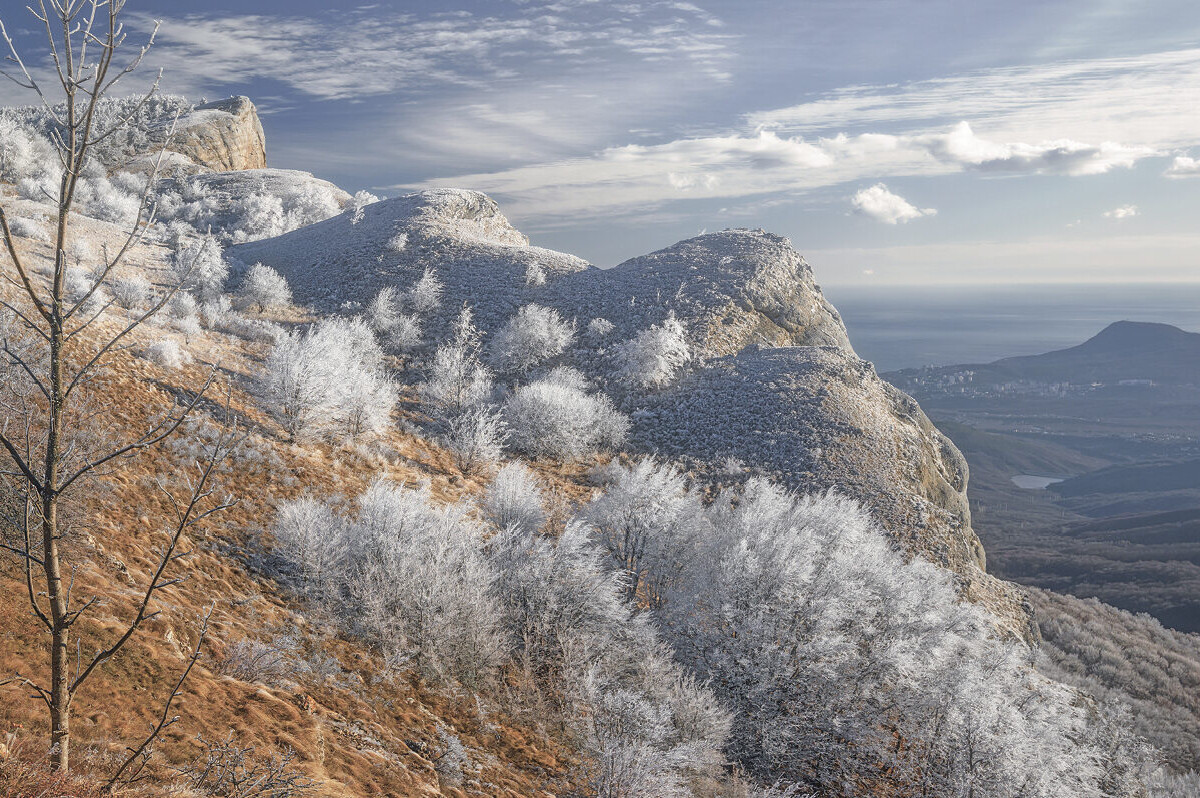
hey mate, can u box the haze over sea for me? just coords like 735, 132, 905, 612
825, 283, 1200, 374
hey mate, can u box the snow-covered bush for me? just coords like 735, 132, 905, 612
366, 286, 401, 334
480, 462, 547, 534
443, 404, 507, 474
0, 115, 55, 183
586, 462, 1150, 796
489, 304, 576, 374
7, 215, 49, 242
169, 291, 199, 320
387, 232, 408, 253
111, 273, 151, 310
419, 305, 492, 414
386, 314, 423, 354
275, 481, 503, 684
350, 190, 378, 224
172, 234, 228, 300
503, 367, 629, 460
260, 317, 396, 442
236, 263, 292, 312
614, 312, 690, 389
586, 317, 615, 344
524, 261, 546, 287
144, 339, 191, 369
407, 267, 443, 315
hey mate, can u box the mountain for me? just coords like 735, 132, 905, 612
887, 320, 1200, 391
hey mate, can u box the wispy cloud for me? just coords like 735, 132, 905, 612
747, 48, 1200, 150
130, 2, 735, 101
851, 184, 936, 224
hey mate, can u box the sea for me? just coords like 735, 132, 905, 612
822, 283, 1200, 374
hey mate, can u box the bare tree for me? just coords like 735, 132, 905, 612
0, 0, 232, 772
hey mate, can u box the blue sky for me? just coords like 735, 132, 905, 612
3, 0, 1199, 284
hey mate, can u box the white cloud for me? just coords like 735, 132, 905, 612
916, 122, 1156, 176
1166, 155, 1200, 177
851, 184, 936, 224
412, 119, 1148, 220
1103, 204, 1139, 219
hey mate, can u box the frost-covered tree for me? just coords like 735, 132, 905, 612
586, 317, 615, 344
407, 266, 444, 315
583, 460, 707, 606
260, 317, 396, 442
503, 367, 629, 460
276, 481, 503, 684
110, 273, 151, 310
172, 233, 228, 300
443, 403, 507, 474
614, 312, 690, 389
489, 303, 576, 374
525, 260, 546, 287
586, 464, 1151, 797
419, 305, 493, 414
366, 286, 401, 334
236, 263, 291, 312
480, 462, 547, 534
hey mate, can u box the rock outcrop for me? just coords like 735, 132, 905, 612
167, 96, 267, 172
230, 189, 590, 332
546, 229, 853, 360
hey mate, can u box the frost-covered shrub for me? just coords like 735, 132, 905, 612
173, 314, 202, 341
144, 339, 191, 369
524, 261, 546, 287
387, 232, 408, 253
260, 316, 396, 442
407, 267, 443, 315
614, 312, 690, 389
419, 306, 492, 414
111, 273, 152, 310
590, 463, 1148, 796
489, 304, 576, 374
199, 296, 233, 329
444, 404, 507, 474
386, 314, 423, 354
169, 290, 199, 320
77, 173, 142, 224
7, 215, 49, 242
236, 263, 292, 312
0, 115, 55, 183
586, 317, 615, 343
350, 189, 378, 224
480, 462, 547, 534
503, 367, 629, 460
272, 496, 346, 599
172, 234, 228, 300
275, 481, 503, 684
366, 287, 401, 334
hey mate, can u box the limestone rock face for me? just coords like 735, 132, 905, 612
168, 96, 267, 172
546, 229, 853, 361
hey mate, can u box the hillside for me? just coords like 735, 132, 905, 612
1, 88, 1193, 798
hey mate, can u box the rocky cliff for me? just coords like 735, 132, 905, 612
167, 96, 267, 172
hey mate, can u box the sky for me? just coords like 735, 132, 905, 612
2, 0, 1199, 284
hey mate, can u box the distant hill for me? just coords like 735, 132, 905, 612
887, 320, 1200, 388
